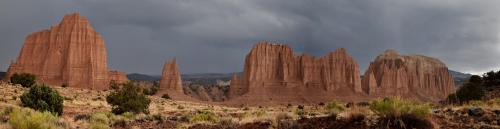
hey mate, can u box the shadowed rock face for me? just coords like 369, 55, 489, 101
6, 13, 127, 90
228, 42, 364, 104
362, 49, 455, 101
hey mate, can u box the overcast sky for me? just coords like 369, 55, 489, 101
1, 0, 499, 75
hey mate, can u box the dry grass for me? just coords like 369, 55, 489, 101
2, 81, 495, 129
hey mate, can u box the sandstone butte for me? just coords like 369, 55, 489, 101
227, 42, 366, 105
5, 13, 128, 90
157, 59, 194, 101
361, 49, 455, 102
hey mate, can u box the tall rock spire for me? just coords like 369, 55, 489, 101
5, 12, 128, 89
157, 58, 194, 101
158, 58, 183, 93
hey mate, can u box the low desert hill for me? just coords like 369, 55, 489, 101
449, 70, 473, 87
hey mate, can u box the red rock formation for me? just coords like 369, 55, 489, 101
157, 59, 193, 101
228, 42, 365, 104
361, 49, 455, 101
6, 13, 128, 89
228, 73, 246, 99
108, 71, 129, 84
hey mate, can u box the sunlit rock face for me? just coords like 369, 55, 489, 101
228, 42, 364, 104
6, 13, 128, 90
362, 49, 455, 101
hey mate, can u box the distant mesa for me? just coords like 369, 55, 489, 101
362, 49, 456, 101
5, 13, 128, 89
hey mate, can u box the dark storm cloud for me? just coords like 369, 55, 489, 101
0, 0, 499, 75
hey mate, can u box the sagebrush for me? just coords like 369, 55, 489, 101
20, 84, 64, 115
8, 108, 59, 129
106, 82, 151, 114
10, 73, 36, 88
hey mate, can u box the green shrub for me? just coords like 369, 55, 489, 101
161, 94, 171, 99
121, 112, 135, 120
295, 107, 306, 118
20, 84, 64, 115
10, 73, 36, 88
151, 114, 165, 121
370, 97, 433, 129
448, 75, 484, 103
325, 102, 345, 114
106, 82, 151, 114
469, 100, 486, 106
254, 109, 267, 117
177, 105, 185, 110
8, 108, 59, 129
91, 113, 110, 124
88, 112, 130, 129
143, 86, 158, 96
482, 70, 500, 87
189, 110, 220, 123
370, 97, 430, 117
87, 112, 131, 128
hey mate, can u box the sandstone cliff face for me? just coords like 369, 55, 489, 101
361, 49, 455, 101
6, 13, 127, 89
228, 42, 364, 104
157, 59, 193, 101
108, 71, 129, 84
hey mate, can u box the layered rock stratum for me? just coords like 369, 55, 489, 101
228, 42, 365, 105
5, 13, 127, 90
361, 49, 455, 101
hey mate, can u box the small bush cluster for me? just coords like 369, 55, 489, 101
161, 94, 171, 100
482, 70, 500, 87
89, 112, 111, 129
143, 114, 165, 121
8, 108, 60, 129
20, 84, 64, 115
324, 101, 345, 114
448, 75, 485, 103
254, 109, 267, 117
295, 105, 306, 118
189, 110, 220, 123
370, 97, 430, 117
106, 82, 151, 114
468, 99, 500, 108
370, 97, 433, 129
142, 86, 158, 95
10, 73, 36, 88
87, 112, 137, 129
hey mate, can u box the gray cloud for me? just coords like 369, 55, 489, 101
0, 0, 499, 75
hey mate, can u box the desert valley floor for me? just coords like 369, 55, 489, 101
1, 82, 499, 129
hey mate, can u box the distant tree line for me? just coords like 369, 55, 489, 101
447, 70, 500, 103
